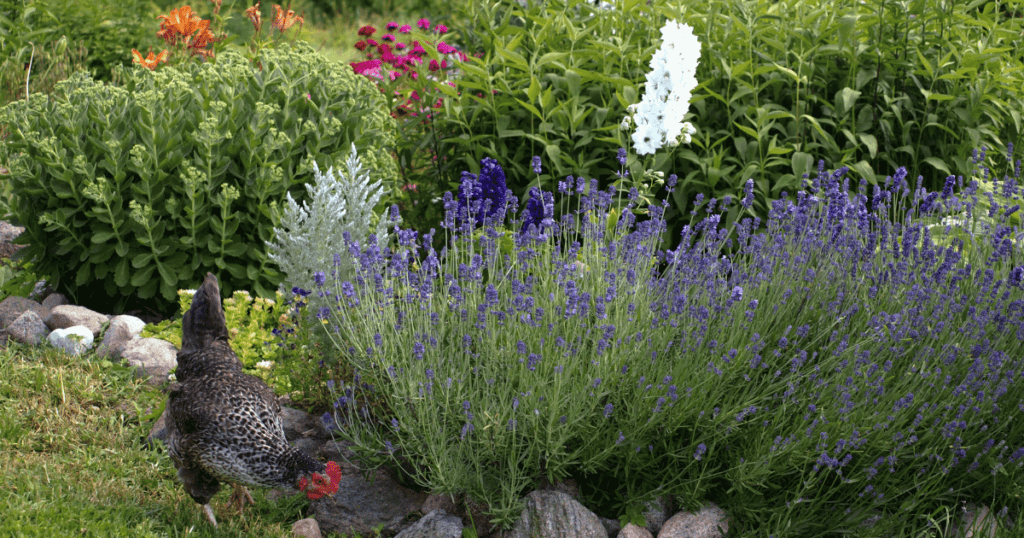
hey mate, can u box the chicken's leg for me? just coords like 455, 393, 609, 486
202, 503, 218, 527
228, 483, 255, 513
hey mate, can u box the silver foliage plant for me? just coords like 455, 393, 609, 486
267, 144, 394, 300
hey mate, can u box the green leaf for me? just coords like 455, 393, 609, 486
923, 157, 952, 176
835, 87, 861, 115
91, 231, 117, 244
130, 265, 156, 287
527, 76, 541, 104
132, 252, 153, 268
114, 257, 130, 287
734, 123, 759, 139
791, 152, 813, 177
858, 133, 878, 159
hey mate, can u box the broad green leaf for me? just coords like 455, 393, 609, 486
859, 133, 878, 159
527, 76, 541, 104
792, 152, 813, 177
923, 157, 952, 176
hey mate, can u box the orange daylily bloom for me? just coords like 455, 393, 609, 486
157, 6, 205, 44
187, 23, 216, 49
244, 3, 262, 30
272, 4, 303, 32
132, 49, 170, 69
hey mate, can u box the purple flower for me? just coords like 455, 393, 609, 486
617, 147, 627, 166
604, 403, 613, 418
741, 178, 755, 208
456, 158, 508, 227
314, 271, 326, 287
532, 155, 542, 174
694, 443, 707, 460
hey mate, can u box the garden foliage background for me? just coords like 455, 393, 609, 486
1, 0, 1024, 536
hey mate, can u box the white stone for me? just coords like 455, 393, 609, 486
47, 326, 95, 355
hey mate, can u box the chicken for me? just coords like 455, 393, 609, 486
165, 272, 340, 527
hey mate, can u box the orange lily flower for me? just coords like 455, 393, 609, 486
131, 49, 170, 69
272, 4, 303, 32
187, 23, 216, 49
157, 6, 204, 44
244, 3, 262, 30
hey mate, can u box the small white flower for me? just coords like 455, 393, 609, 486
620, 119, 631, 131
256, 360, 274, 370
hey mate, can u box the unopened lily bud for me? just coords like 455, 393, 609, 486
54, 35, 68, 58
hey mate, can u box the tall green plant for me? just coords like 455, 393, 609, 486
0, 44, 397, 313
433, 0, 1024, 244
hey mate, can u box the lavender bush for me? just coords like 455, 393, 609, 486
314, 154, 1023, 534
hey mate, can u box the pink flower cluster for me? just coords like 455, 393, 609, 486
350, 19, 466, 117
351, 20, 463, 81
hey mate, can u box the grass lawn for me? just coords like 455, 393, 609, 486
0, 342, 322, 538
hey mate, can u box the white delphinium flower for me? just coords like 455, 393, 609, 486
630, 20, 701, 155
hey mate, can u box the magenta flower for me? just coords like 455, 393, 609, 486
351, 59, 383, 79
417, 18, 430, 30
386, 21, 399, 30
437, 42, 457, 54
382, 33, 396, 42
429, 59, 440, 72
435, 23, 448, 34
399, 24, 412, 33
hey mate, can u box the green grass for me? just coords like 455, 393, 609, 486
0, 342, 319, 537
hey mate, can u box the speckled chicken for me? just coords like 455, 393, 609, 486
166, 273, 340, 527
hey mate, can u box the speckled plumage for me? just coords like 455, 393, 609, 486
166, 273, 327, 522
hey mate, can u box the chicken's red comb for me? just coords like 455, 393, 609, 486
325, 461, 341, 487
303, 461, 342, 500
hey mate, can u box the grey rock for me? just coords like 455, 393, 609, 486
281, 406, 319, 441
394, 509, 464, 538
7, 309, 49, 345
951, 504, 1005, 538
291, 518, 322, 538
47, 326, 95, 355
292, 437, 327, 458
108, 314, 146, 337
599, 516, 622, 537
40, 292, 68, 311
45, 304, 108, 336
311, 457, 428, 537
145, 407, 170, 449
0, 296, 47, 329
643, 496, 672, 535
619, 522, 654, 538
96, 321, 135, 359
422, 493, 459, 517
505, 490, 607, 538
658, 504, 728, 538
121, 337, 177, 386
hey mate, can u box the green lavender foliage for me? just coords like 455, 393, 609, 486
267, 144, 395, 300
0, 44, 397, 313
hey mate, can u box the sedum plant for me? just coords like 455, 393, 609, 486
0, 44, 397, 312
267, 144, 394, 301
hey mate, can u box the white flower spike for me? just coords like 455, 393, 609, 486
631, 20, 701, 155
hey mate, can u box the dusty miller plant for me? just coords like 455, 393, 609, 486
267, 144, 393, 302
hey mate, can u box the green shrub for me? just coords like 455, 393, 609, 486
434, 0, 1024, 241
0, 43, 397, 313
36, 0, 160, 81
